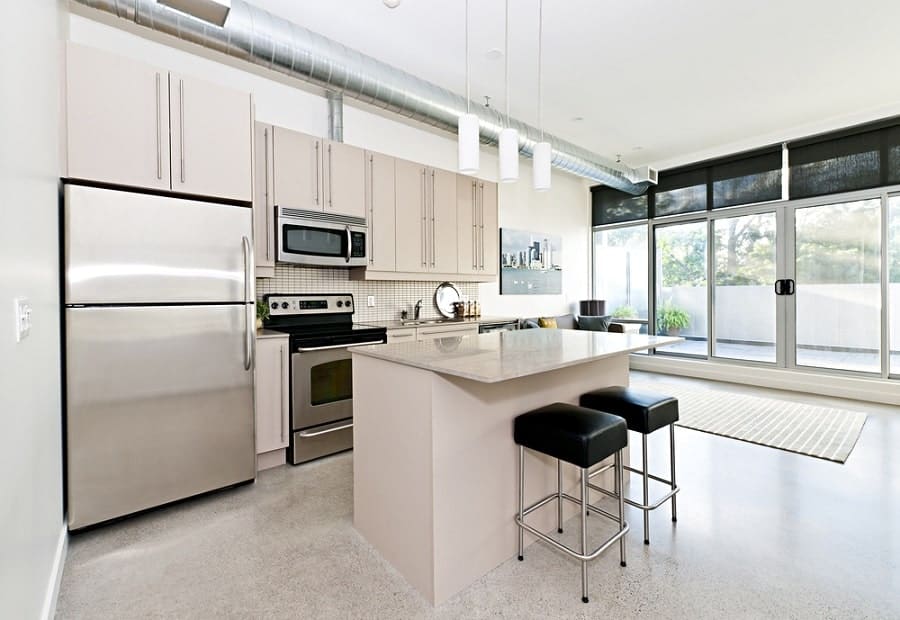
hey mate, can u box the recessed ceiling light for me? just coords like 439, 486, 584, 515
571, 116, 584, 122
632, 146, 644, 151
485, 48, 504, 61
383, 0, 402, 7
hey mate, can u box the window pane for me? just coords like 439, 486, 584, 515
713, 213, 777, 362
712, 150, 783, 209
593, 226, 649, 331
795, 199, 881, 372
592, 187, 648, 225
889, 196, 900, 374
655, 221, 708, 356
789, 132, 881, 199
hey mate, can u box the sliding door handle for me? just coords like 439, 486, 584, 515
774, 280, 783, 295
786, 279, 795, 295
774, 279, 796, 296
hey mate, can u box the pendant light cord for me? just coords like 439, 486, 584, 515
504, 0, 510, 129
465, 0, 470, 114
538, 0, 543, 141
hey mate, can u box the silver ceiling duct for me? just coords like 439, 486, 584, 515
73, 0, 649, 194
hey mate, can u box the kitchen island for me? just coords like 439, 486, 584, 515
351, 328, 680, 604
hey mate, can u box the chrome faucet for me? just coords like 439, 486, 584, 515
414, 299, 423, 320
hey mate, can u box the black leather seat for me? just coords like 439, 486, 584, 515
514, 403, 627, 469
579, 386, 678, 434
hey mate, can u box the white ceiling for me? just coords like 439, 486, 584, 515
250, 0, 900, 169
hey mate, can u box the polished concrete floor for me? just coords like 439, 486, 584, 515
56, 372, 900, 619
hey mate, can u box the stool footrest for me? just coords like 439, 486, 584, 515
587, 481, 680, 511
516, 513, 629, 563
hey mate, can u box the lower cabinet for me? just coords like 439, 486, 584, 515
255, 334, 290, 469
416, 323, 480, 341
386, 327, 416, 344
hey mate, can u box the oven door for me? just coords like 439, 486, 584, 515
278, 210, 367, 267
292, 346, 355, 429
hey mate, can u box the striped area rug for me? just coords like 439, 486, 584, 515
631, 382, 867, 463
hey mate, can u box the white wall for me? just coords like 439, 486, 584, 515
0, 2, 66, 619
67, 12, 592, 321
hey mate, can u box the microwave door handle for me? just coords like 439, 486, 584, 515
297, 340, 385, 352
345, 225, 352, 263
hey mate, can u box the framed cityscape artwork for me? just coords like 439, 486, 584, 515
499, 228, 562, 295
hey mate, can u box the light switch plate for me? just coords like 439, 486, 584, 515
15, 297, 32, 342
367, 295, 376, 307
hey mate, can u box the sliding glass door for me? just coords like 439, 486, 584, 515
654, 221, 708, 356
593, 224, 649, 326
793, 199, 881, 373
712, 212, 778, 363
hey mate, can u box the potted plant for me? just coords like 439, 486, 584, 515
656, 303, 689, 336
256, 299, 270, 330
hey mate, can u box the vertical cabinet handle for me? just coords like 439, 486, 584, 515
155, 72, 162, 180
421, 169, 427, 267
431, 170, 436, 268
368, 154, 375, 265
279, 344, 286, 443
264, 127, 272, 261
179, 79, 185, 184
478, 182, 485, 270
314, 141, 320, 205
327, 143, 334, 208
472, 181, 477, 270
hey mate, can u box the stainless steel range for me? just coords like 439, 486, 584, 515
263, 293, 386, 465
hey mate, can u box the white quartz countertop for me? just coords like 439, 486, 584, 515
351, 328, 682, 383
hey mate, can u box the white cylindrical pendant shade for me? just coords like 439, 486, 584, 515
498, 127, 519, 183
457, 113, 480, 175
532, 141, 552, 191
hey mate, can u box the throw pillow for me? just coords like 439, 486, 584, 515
538, 317, 558, 328
577, 315, 612, 332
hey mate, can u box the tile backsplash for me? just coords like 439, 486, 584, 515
256, 265, 480, 322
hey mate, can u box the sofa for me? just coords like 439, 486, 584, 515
519, 313, 624, 333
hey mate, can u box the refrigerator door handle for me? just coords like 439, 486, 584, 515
242, 236, 254, 370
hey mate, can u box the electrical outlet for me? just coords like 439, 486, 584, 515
15, 298, 32, 342
366, 295, 376, 308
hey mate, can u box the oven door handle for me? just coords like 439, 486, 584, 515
296, 340, 385, 352
297, 420, 353, 438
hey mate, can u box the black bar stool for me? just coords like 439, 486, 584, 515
514, 403, 629, 604
579, 386, 679, 545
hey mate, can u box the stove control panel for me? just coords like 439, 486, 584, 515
265, 294, 354, 316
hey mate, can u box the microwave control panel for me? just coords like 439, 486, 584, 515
265, 294, 354, 316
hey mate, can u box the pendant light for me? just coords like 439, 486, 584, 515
458, 0, 480, 175
498, 0, 519, 183
532, 0, 551, 191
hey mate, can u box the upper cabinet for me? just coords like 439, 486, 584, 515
271, 126, 366, 219
457, 177, 498, 276
253, 123, 276, 277
366, 151, 396, 271
429, 168, 458, 273
65, 43, 252, 202
393, 162, 457, 275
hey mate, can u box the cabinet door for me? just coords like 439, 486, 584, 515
416, 324, 480, 341
66, 43, 170, 191
272, 127, 322, 211
456, 175, 478, 274
386, 328, 416, 343
394, 159, 428, 273
366, 151, 396, 271
325, 141, 366, 219
429, 168, 458, 273
480, 181, 499, 276
255, 337, 290, 454
253, 123, 276, 275
169, 73, 252, 202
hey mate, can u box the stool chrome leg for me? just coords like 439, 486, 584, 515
580, 467, 589, 604
518, 445, 525, 561
670, 424, 678, 523
557, 459, 564, 534
616, 450, 626, 567
642, 434, 650, 545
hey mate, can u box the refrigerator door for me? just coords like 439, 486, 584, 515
66, 304, 255, 530
64, 184, 253, 305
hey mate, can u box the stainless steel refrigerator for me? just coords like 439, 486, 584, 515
64, 184, 256, 530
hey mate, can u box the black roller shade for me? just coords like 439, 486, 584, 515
591, 186, 648, 226
886, 125, 900, 185
789, 130, 882, 198
711, 149, 783, 208
653, 168, 707, 216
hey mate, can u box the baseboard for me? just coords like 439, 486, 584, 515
40, 524, 67, 620
630, 355, 900, 406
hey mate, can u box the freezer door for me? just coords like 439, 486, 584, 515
66, 305, 255, 529
65, 184, 253, 304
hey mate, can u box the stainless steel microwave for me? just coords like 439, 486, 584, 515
277, 207, 367, 267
